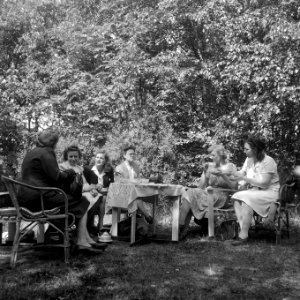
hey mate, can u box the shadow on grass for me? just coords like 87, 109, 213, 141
0, 219, 299, 300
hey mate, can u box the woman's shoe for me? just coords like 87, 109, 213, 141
90, 242, 108, 250
231, 237, 248, 246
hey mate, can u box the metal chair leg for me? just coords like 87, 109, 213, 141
64, 217, 70, 264
276, 214, 281, 245
286, 210, 290, 238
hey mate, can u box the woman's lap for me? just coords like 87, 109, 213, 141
184, 188, 228, 220
232, 189, 278, 217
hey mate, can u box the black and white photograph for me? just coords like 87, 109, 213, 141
0, 0, 299, 299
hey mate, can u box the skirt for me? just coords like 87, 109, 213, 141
231, 188, 279, 217
184, 188, 229, 220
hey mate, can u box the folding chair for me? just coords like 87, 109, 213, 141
251, 181, 299, 244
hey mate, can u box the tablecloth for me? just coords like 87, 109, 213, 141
106, 182, 188, 213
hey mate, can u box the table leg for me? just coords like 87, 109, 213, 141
207, 188, 215, 238
111, 207, 120, 237
172, 196, 180, 241
130, 211, 137, 245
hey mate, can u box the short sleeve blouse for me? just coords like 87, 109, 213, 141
241, 155, 280, 192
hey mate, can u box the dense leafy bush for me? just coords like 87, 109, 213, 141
0, 0, 299, 178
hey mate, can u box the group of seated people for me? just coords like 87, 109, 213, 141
16, 129, 154, 254
8, 128, 299, 254
179, 139, 281, 245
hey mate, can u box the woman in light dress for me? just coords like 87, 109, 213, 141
231, 136, 280, 245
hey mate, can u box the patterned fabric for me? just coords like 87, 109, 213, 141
106, 182, 188, 213
183, 188, 230, 220
183, 162, 236, 220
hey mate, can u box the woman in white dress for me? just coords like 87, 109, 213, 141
91, 150, 114, 230
231, 136, 280, 245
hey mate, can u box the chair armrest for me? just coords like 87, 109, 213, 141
1, 175, 69, 217
0, 191, 9, 196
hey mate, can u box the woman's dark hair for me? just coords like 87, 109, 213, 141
245, 136, 266, 161
122, 144, 136, 154
94, 150, 112, 173
63, 145, 82, 161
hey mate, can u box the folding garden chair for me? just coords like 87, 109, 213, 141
253, 181, 299, 244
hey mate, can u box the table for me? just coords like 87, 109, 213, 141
106, 182, 188, 244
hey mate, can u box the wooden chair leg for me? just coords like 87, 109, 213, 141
10, 220, 21, 268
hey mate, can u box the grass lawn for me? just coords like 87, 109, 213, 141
1, 220, 300, 300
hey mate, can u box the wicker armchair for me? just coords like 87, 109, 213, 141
1, 175, 74, 268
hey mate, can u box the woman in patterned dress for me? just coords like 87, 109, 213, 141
179, 144, 237, 240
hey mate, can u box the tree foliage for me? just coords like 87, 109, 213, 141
0, 0, 299, 178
